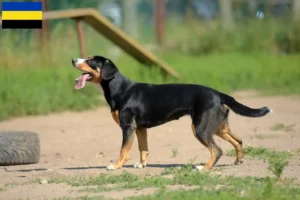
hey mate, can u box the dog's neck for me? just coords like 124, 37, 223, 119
100, 72, 135, 111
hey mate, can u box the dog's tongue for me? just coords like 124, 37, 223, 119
75, 74, 90, 90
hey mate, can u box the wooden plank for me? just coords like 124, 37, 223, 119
0, 9, 179, 78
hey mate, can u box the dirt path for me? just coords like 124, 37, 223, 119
0, 93, 300, 200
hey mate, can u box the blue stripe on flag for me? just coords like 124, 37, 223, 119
2, 2, 42, 11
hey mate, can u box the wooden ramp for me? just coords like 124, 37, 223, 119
0, 8, 179, 78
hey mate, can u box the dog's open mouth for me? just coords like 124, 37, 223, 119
75, 72, 94, 90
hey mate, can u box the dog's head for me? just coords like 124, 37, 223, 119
72, 56, 118, 90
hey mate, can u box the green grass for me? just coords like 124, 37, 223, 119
164, 18, 300, 55
250, 134, 278, 140
296, 149, 300, 155
0, 67, 103, 121
42, 165, 300, 200
171, 148, 179, 158
270, 123, 296, 132
1, 52, 300, 121
226, 146, 292, 161
226, 146, 292, 179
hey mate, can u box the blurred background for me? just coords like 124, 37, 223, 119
0, 0, 300, 121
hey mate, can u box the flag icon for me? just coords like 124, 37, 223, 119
2, 2, 43, 29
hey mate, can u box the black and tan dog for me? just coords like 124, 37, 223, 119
71, 56, 272, 171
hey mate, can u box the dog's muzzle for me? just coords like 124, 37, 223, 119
72, 58, 85, 68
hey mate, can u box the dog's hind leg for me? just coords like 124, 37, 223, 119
134, 127, 149, 168
216, 120, 244, 165
191, 108, 223, 170
222, 105, 243, 145
227, 131, 243, 146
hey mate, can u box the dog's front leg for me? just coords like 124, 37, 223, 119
107, 124, 136, 170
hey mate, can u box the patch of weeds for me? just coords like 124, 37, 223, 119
49, 171, 172, 193
161, 164, 193, 176
3, 182, 20, 188
0, 187, 5, 192
282, 177, 297, 184
271, 123, 285, 131
268, 156, 289, 180
171, 148, 179, 158
79, 185, 122, 193
271, 123, 295, 132
212, 166, 226, 172
81, 196, 110, 200
50, 172, 140, 187
226, 146, 291, 180
250, 133, 278, 140
55, 197, 107, 200
124, 176, 172, 190
226, 146, 292, 161
295, 148, 300, 156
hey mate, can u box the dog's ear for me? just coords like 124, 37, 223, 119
101, 59, 117, 80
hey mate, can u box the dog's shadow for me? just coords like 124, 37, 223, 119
3, 163, 230, 173
63, 164, 185, 171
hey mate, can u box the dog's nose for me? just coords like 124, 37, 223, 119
72, 59, 77, 66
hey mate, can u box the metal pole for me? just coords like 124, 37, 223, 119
154, 0, 165, 46
76, 18, 87, 58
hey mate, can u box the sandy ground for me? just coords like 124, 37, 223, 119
0, 92, 300, 200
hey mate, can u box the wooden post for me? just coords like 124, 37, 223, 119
36, 0, 49, 56
154, 0, 165, 46
76, 18, 87, 58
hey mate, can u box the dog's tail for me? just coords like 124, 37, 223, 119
218, 92, 272, 117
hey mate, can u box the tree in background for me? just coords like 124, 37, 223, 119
293, 0, 300, 21
122, 0, 138, 38
220, 0, 234, 32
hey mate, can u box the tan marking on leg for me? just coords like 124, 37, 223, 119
222, 105, 242, 144
111, 111, 132, 164
203, 146, 218, 169
107, 118, 137, 170
135, 128, 149, 168
113, 132, 135, 169
111, 110, 120, 125
191, 124, 197, 137
125, 154, 130, 162
216, 122, 244, 165
192, 124, 222, 170
227, 131, 242, 145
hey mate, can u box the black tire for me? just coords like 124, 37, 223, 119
0, 131, 40, 166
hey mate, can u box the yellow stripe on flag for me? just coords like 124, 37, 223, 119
2, 11, 42, 20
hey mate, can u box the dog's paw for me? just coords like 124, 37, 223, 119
234, 158, 245, 165
195, 165, 204, 171
106, 164, 116, 170
133, 162, 146, 169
